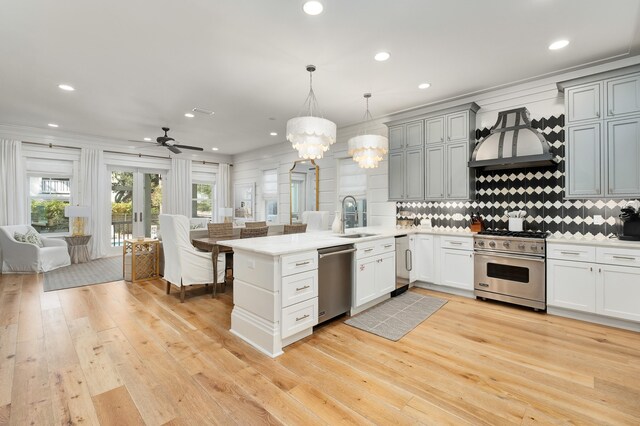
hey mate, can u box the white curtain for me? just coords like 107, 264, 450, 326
217, 163, 231, 209
79, 148, 109, 259
164, 158, 192, 216
0, 140, 27, 226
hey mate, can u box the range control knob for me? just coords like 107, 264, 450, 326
489, 241, 496, 248
518, 243, 526, 250
477, 241, 485, 247
530, 245, 538, 251
503, 242, 510, 248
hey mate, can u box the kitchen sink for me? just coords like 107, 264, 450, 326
337, 233, 379, 239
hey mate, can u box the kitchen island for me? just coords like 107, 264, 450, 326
218, 227, 473, 357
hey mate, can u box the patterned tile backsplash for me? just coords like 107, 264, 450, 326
396, 114, 639, 240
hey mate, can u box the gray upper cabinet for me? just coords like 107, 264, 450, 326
606, 117, 640, 197
566, 82, 601, 124
425, 145, 444, 199
388, 151, 405, 200
406, 121, 424, 148
389, 126, 405, 151
425, 117, 445, 144
405, 148, 425, 200
566, 123, 603, 197
446, 111, 469, 142
446, 142, 471, 199
606, 73, 640, 118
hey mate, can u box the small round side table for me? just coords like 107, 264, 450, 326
64, 235, 92, 264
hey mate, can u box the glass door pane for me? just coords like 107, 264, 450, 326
111, 170, 134, 247
142, 173, 162, 239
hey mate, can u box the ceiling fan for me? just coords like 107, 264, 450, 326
128, 127, 204, 154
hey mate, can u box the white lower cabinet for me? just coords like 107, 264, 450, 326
415, 234, 436, 283
354, 248, 395, 308
547, 259, 597, 313
440, 248, 474, 290
597, 264, 640, 322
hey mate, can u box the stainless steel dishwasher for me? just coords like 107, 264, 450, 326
317, 245, 356, 324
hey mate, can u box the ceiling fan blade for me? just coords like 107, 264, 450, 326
173, 144, 204, 151
167, 145, 182, 154
126, 140, 160, 150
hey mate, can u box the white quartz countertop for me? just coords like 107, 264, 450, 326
217, 226, 474, 256
547, 235, 640, 249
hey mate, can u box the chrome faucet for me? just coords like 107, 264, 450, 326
341, 195, 358, 234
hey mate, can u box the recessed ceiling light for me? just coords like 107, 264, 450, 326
211, 147, 219, 151
58, 84, 75, 91
418, 83, 431, 89
143, 137, 151, 141
48, 123, 59, 128
374, 52, 390, 62
548, 39, 569, 50
184, 113, 195, 118
303, 1, 323, 15
270, 132, 278, 136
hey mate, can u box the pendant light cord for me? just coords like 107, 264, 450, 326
299, 67, 323, 118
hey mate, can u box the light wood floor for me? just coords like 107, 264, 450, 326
0, 274, 639, 426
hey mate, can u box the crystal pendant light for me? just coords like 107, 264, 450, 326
348, 93, 388, 168
286, 65, 337, 159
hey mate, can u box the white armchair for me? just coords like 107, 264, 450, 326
0, 225, 71, 273
159, 214, 225, 302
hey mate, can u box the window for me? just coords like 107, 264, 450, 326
262, 169, 278, 223
338, 158, 367, 229
192, 182, 214, 219
29, 176, 71, 234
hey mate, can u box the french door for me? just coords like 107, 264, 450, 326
110, 168, 163, 252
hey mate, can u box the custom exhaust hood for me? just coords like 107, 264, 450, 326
468, 107, 557, 170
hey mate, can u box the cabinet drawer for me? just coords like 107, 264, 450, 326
355, 241, 378, 259
440, 236, 473, 250
376, 238, 396, 254
282, 270, 318, 308
281, 297, 318, 338
281, 251, 317, 276
547, 244, 596, 262
596, 247, 640, 268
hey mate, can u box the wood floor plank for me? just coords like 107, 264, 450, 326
92, 386, 145, 426
42, 307, 79, 370
49, 364, 101, 426
0, 325, 17, 407
16, 274, 43, 343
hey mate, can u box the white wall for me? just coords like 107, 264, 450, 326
233, 55, 640, 227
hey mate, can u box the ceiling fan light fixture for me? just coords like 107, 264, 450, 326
286, 65, 337, 159
348, 93, 388, 169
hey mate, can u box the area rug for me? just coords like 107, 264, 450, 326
345, 291, 447, 341
44, 256, 123, 292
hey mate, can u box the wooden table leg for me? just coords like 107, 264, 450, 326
211, 245, 219, 298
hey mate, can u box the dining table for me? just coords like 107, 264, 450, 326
191, 235, 240, 297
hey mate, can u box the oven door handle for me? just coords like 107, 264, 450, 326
474, 250, 545, 263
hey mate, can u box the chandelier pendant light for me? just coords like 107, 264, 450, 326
286, 65, 337, 159
348, 93, 389, 168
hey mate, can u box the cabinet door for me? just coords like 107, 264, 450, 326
547, 259, 596, 312
606, 117, 640, 197
416, 235, 435, 283
425, 116, 445, 144
566, 123, 603, 197
388, 151, 405, 200
440, 249, 473, 290
446, 111, 469, 142
375, 252, 396, 295
354, 257, 377, 307
446, 141, 470, 199
405, 148, 424, 200
408, 236, 418, 283
606, 73, 640, 118
406, 121, 424, 148
389, 125, 405, 151
597, 264, 640, 322
425, 145, 444, 199
566, 83, 601, 123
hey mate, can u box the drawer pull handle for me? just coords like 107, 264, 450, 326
449, 241, 463, 245
295, 314, 310, 322
612, 255, 636, 261
364, 248, 374, 252
295, 285, 310, 291
295, 261, 310, 266
383, 244, 393, 248
560, 251, 580, 255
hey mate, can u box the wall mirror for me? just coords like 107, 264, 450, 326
234, 183, 255, 220
289, 160, 319, 224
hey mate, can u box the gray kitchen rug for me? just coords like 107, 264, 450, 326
345, 291, 447, 341
44, 256, 124, 292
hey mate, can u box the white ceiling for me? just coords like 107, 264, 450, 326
1, 0, 639, 155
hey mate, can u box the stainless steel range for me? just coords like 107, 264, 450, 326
473, 230, 547, 311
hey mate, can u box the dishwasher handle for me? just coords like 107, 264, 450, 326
405, 249, 412, 271
319, 248, 357, 259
